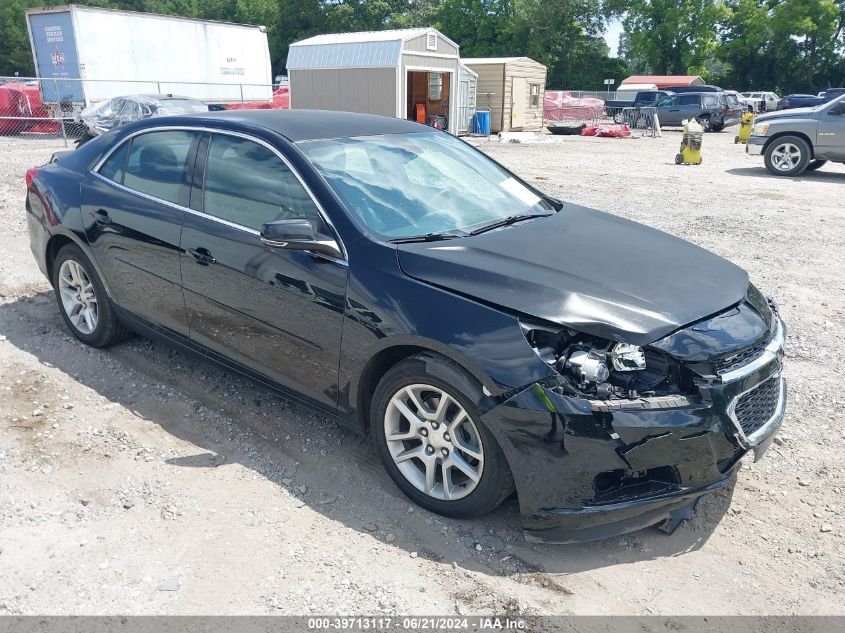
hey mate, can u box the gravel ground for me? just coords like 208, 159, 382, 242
0, 130, 843, 616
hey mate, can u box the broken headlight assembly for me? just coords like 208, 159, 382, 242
521, 321, 690, 400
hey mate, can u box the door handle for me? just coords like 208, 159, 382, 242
187, 248, 216, 266
93, 209, 112, 225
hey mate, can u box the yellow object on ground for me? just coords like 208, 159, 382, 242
675, 119, 703, 165
735, 111, 756, 144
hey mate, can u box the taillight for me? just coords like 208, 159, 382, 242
25, 166, 40, 189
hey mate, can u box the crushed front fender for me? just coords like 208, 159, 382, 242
481, 365, 784, 543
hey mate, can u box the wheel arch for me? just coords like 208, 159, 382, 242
764, 131, 815, 158
45, 232, 83, 286
353, 337, 499, 435
44, 230, 115, 298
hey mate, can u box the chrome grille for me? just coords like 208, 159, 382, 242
716, 344, 767, 375
733, 375, 780, 437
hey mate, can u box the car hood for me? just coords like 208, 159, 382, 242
396, 204, 749, 345
757, 107, 818, 121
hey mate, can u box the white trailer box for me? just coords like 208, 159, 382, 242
26, 4, 272, 115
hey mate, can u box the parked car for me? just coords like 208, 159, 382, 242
26, 110, 786, 543
604, 90, 673, 123
665, 84, 724, 93
746, 94, 845, 176
740, 91, 780, 112
776, 94, 822, 110
723, 90, 749, 113
822, 88, 845, 102
655, 92, 742, 131
77, 94, 209, 145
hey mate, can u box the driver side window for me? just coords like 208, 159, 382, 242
202, 134, 323, 232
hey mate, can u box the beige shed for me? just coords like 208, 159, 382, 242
463, 57, 547, 133
286, 28, 461, 134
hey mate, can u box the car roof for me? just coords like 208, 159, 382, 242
130, 109, 431, 142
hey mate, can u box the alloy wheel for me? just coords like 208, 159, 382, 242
57, 259, 98, 335
771, 143, 802, 171
384, 384, 484, 501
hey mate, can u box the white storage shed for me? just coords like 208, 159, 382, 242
287, 28, 462, 134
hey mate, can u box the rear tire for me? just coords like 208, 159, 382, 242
805, 159, 827, 172
370, 354, 514, 518
52, 244, 129, 347
764, 135, 811, 177
697, 115, 712, 132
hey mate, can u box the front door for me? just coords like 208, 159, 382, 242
657, 96, 681, 125
511, 77, 527, 130
82, 130, 200, 335
817, 100, 845, 161
179, 132, 348, 410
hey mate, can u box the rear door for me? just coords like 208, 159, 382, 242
82, 129, 200, 335
179, 131, 348, 410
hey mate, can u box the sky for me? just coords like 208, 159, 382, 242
605, 18, 623, 57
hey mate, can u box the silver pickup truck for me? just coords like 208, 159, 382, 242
746, 94, 845, 176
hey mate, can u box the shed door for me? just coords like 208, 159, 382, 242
458, 79, 472, 133
511, 77, 527, 129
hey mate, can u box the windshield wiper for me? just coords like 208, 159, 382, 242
469, 213, 552, 236
390, 232, 464, 244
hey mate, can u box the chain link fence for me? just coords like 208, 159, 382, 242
544, 90, 662, 138
0, 76, 285, 146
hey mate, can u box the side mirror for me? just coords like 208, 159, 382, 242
829, 102, 845, 115
260, 218, 343, 260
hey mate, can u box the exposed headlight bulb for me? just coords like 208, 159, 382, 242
564, 349, 610, 384
610, 343, 647, 371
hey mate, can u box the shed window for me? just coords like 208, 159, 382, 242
530, 84, 540, 108
426, 33, 438, 51
429, 73, 443, 100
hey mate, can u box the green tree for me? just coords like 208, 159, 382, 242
610, 0, 728, 76
0, 0, 40, 76
432, 0, 521, 57
771, 0, 840, 91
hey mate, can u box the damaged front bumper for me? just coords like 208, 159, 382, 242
482, 317, 786, 544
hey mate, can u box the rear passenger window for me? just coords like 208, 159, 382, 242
678, 95, 699, 105
98, 142, 129, 184
123, 131, 197, 205
202, 134, 322, 232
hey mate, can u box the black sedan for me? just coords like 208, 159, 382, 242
25, 111, 786, 543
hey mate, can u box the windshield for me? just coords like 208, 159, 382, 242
155, 98, 209, 115
298, 132, 555, 240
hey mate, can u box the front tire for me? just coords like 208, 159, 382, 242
52, 244, 129, 347
764, 136, 811, 176
371, 354, 514, 518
